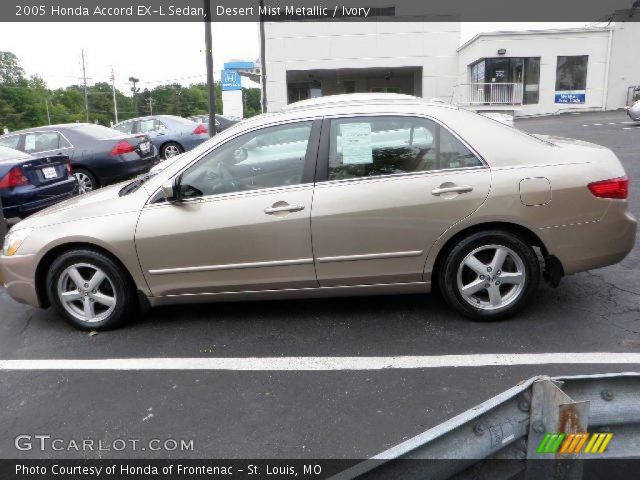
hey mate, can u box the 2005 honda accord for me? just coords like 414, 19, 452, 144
1, 94, 636, 330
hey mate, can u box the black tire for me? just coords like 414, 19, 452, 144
439, 230, 540, 321
73, 168, 98, 194
160, 142, 184, 160
47, 249, 135, 330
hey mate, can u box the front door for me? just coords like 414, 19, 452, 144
135, 120, 320, 297
311, 115, 491, 286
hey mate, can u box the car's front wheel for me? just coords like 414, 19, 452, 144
47, 249, 135, 330
439, 230, 540, 320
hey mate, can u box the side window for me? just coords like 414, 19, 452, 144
24, 132, 61, 153
179, 121, 313, 199
114, 121, 133, 134
328, 116, 481, 180
138, 119, 157, 133
154, 119, 168, 131
0, 135, 21, 150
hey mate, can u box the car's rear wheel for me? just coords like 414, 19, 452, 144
73, 169, 97, 194
439, 230, 540, 320
160, 142, 183, 160
47, 249, 134, 330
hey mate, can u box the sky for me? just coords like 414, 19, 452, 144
0, 22, 588, 93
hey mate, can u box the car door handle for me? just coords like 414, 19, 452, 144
431, 185, 474, 196
264, 204, 305, 214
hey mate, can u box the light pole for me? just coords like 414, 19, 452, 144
259, 0, 267, 112
204, 0, 216, 136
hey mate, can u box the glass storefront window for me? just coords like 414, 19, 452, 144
555, 55, 588, 91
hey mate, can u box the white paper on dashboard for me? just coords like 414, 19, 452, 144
341, 123, 373, 164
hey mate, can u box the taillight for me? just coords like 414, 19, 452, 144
193, 124, 208, 135
0, 167, 30, 188
65, 163, 72, 175
588, 176, 629, 199
109, 140, 135, 156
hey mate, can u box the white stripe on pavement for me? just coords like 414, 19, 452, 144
1, 353, 640, 371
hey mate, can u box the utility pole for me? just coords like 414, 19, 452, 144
129, 77, 140, 116
110, 67, 119, 123
204, 0, 216, 136
147, 96, 155, 115
259, 0, 267, 113
81, 49, 89, 122
44, 97, 51, 125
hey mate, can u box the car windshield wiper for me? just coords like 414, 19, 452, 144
119, 174, 151, 196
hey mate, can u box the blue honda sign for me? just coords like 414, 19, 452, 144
555, 90, 586, 104
221, 70, 241, 91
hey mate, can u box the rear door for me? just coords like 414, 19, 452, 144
311, 115, 492, 286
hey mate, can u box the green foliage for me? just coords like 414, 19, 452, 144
0, 51, 262, 131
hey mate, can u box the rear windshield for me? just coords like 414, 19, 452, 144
0, 145, 29, 161
73, 124, 124, 140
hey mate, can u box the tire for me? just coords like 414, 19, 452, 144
439, 230, 540, 321
160, 142, 184, 160
73, 168, 98, 194
47, 249, 135, 330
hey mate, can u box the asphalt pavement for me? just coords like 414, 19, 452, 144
0, 110, 638, 460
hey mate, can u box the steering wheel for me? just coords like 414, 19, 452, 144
215, 161, 243, 192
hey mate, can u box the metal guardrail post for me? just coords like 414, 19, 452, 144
525, 379, 589, 480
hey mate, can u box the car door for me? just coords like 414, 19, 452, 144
135, 120, 321, 297
311, 115, 492, 287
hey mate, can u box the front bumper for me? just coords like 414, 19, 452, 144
0, 253, 40, 307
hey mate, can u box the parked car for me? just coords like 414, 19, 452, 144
114, 115, 210, 160
189, 114, 240, 133
0, 124, 158, 194
1, 94, 636, 330
628, 100, 640, 121
0, 146, 76, 219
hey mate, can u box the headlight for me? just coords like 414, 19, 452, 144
2, 228, 33, 256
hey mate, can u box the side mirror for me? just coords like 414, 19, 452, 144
161, 178, 180, 202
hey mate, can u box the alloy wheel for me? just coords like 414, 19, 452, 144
456, 244, 526, 311
74, 172, 93, 194
57, 263, 117, 324
163, 145, 180, 159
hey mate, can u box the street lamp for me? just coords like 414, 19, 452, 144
203, 0, 216, 136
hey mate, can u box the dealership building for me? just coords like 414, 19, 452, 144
262, 11, 640, 116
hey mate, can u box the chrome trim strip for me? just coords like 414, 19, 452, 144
149, 258, 314, 275
317, 250, 423, 263
157, 281, 430, 299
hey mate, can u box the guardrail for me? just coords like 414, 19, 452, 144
333, 373, 640, 480
455, 82, 524, 106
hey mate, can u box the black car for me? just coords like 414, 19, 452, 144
0, 124, 159, 193
0, 146, 77, 219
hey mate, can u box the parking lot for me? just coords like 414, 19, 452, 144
0, 110, 639, 460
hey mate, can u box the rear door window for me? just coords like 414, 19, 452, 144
24, 132, 63, 153
0, 134, 21, 150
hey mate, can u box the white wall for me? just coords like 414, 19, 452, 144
264, 21, 460, 112
457, 29, 611, 116
606, 22, 640, 109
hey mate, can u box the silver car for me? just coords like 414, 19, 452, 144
1, 94, 636, 330
628, 100, 640, 121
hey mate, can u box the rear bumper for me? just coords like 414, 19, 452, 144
104, 154, 159, 184
0, 253, 40, 307
627, 108, 640, 121
541, 204, 637, 275
2, 178, 77, 219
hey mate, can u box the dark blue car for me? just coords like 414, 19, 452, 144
0, 146, 77, 219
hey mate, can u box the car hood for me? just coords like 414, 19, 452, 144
13, 181, 146, 231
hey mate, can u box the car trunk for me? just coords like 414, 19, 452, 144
18, 155, 71, 187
